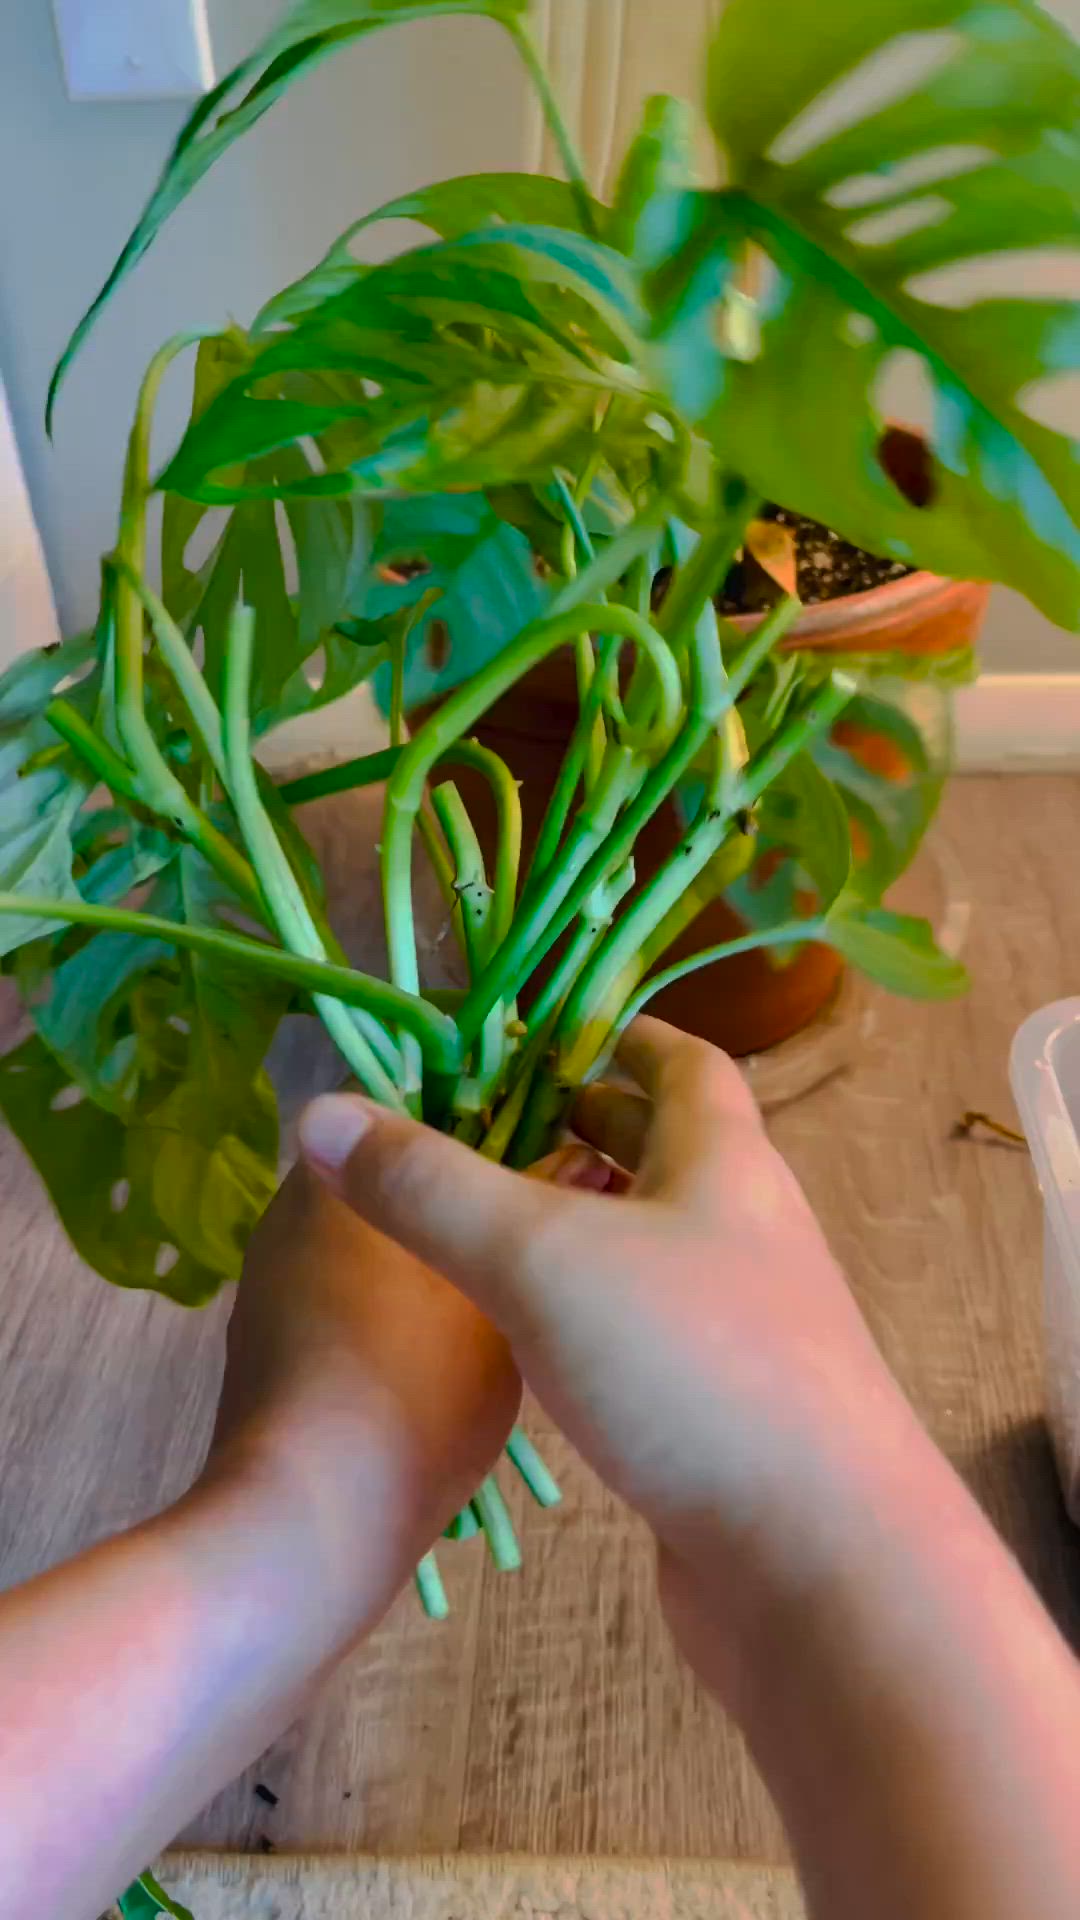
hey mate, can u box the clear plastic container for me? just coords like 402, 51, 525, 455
1010, 999, 1080, 1521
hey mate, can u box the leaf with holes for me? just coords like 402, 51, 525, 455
824, 894, 968, 999
343, 492, 548, 711
17, 925, 178, 1116
721, 740, 853, 942
0, 1035, 226, 1304
155, 215, 650, 513
758, 748, 853, 908
47, 0, 532, 427
118, 1870, 194, 1920
0, 636, 99, 956
160, 333, 375, 729
2, 845, 289, 1296
256, 171, 601, 332
706, 0, 1080, 625
811, 686, 949, 896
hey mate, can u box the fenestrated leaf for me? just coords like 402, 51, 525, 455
757, 749, 852, 908
160, 333, 371, 727
160, 328, 254, 629
261, 627, 388, 736
824, 894, 968, 999
256, 172, 600, 332
118, 1869, 194, 1920
158, 227, 648, 508
706, 0, 1080, 626
74, 813, 175, 906
0, 632, 96, 723
2, 837, 289, 1298
608, 95, 696, 266
123, 850, 284, 1277
286, 492, 373, 649
0, 1034, 226, 1305
640, 190, 741, 422
811, 686, 948, 896
18, 925, 177, 1116
48, 0, 530, 427
0, 637, 98, 956
345, 491, 547, 710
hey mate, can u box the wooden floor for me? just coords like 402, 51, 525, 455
3, 774, 1080, 1862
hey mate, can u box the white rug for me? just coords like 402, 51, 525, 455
145, 1853, 805, 1920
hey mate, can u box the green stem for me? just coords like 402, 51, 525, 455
554, 472, 604, 793
445, 1506, 481, 1542
506, 1065, 572, 1170
506, 1428, 562, 1509
612, 918, 825, 1042
389, 631, 406, 750
381, 604, 680, 1008
554, 473, 605, 796
462, 744, 643, 1046
478, 1029, 549, 1165
431, 779, 492, 978
110, 555, 227, 785
494, 865, 636, 1169
456, 598, 786, 1050
656, 485, 760, 652
0, 891, 462, 1072
507, 19, 597, 237
278, 746, 404, 807
547, 502, 670, 618
223, 605, 407, 1105
628, 825, 756, 986
44, 698, 142, 803
553, 469, 597, 565
430, 770, 508, 1113
441, 739, 522, 951
472, 1475, 522, 1572
555, 674, 854, 1085
111, 340, 264, 919
734, 673, 857, 810
415, 1553, 449, 1621
525, 656, 608, 889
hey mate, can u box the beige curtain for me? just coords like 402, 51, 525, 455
527, 0, 723, 192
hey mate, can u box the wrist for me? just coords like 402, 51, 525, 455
658, 1376, 957, 1713
195, 1404, 436, 1650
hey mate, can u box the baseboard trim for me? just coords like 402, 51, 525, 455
259, 675, 1078, 779
955, 674, 1080, 772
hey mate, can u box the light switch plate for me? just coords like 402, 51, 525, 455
52, 0, 215, 101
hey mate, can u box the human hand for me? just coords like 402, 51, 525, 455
296, 1024, 1080, 1920
207, 1163, 521, 1621
298, 1018, 919, 1685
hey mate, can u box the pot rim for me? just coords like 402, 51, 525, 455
728, 566, 990, 652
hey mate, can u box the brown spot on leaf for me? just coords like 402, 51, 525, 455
877, 424, 936, 508
426, 618, 451, 673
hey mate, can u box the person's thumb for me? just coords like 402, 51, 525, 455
299, 1092, 564, 1324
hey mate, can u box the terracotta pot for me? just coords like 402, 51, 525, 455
421, 566, 990, 1057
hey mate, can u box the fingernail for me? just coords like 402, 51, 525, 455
553, 1146, 609, 1191
300, 1094, 373, 1181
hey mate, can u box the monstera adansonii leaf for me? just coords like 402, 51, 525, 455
704, 0, 1080, 627
46, 0, 534, 428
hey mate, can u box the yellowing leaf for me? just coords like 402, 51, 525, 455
745, 518, 798, 597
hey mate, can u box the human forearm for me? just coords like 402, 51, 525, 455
664, 1404, 1080, 1920
0, 1173, 517, 1920
0, 1432, 431, 1920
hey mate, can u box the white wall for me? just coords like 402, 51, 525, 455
0, 0, 529, 637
